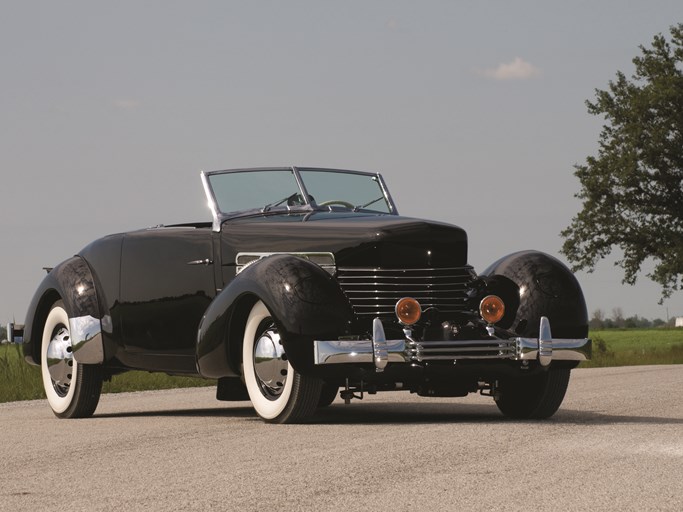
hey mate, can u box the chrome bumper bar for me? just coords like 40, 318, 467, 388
313, 317, 591, 372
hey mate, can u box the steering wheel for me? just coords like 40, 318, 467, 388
319, 200, 354, 209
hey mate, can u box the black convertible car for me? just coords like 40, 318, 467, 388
16, 167, 591, 423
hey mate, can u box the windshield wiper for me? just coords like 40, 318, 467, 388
262, 193, 302, 212
353, 196, 385, 212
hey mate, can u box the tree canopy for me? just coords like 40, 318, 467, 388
561, 24, 683, 301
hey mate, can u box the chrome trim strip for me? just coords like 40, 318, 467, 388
290, 166, 312, 206
68, 315, 104, 364
236, 252, 336, 275
200, 171, 222, 233
375, 173, 398, 215
337, 266, 474, 273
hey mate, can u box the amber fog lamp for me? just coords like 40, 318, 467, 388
479, 295, 505, 324
395, 297, 422, 325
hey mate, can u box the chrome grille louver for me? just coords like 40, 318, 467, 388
406, 339, 518, 361
336, 266, 475, 318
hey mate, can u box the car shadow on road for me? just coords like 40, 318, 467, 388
93, 402, 683, 425
312, 403, 683, 425
94, 406, 256, 419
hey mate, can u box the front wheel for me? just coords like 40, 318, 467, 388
41, 301, 103, 418
242, 301, 322, 423
494, 368, 570, 419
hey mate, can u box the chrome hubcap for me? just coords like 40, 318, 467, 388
47, 326, 73, 396
253, 326, 288, 399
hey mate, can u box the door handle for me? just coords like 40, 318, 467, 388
186, 258, 213, 266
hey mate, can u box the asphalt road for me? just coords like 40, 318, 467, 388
2, 365, 682, 512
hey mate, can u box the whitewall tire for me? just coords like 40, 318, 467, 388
242, 300, 322, 423
41, 301, 102, 418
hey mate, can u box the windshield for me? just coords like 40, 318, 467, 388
206, 169, 304, 214
203, 167, 393, 218
298, 169, 391, 213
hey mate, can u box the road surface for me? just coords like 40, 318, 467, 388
2, 365, 681, 511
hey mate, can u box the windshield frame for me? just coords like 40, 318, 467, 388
201, 166, 398, 231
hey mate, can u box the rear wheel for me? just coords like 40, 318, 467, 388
494, 368, 570, 419
242, 301, 322, 423
41, 301, 102, 418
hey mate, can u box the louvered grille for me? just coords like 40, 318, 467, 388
336, 266, 475, 318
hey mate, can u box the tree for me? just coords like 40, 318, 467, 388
561, 24, 683, 302
589, 308, 605, 330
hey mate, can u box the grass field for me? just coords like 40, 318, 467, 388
0, 343, 213, 404
583, 328, 683, 368
2, 328, 682, 403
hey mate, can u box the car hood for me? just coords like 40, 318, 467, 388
220, 212, 468, 268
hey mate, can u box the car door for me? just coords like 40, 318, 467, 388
118, 226, 216, 373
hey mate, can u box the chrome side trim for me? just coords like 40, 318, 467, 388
236, 252, 336, 275
68, 315, 104, 364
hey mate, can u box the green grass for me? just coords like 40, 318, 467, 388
0, 343, 44, 402
583, 328, 683, 368
2, 328, 682, 403
0, 343, 214, 404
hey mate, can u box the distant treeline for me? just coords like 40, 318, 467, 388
589, 307, 679, 330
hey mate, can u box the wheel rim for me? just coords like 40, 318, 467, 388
243, 301, 296, 420
253, 324, 288, 400
42, 305, 78, 414
46, 325, 74, 396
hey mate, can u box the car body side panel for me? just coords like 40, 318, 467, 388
197, 254, 354, 378
115, 227, 216, 373
78, 234, 124, 363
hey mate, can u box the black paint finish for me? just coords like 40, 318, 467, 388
24, 207, 588, 382
197, 254, 354, 378
481, 250, 589, 338
116, 227, 216, 373
22, 256, 102, 365
220, 213, 468, 285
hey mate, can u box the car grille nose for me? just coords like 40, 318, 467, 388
336, 266, 475, 319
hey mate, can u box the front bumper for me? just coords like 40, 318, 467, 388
314, 316, 591, 372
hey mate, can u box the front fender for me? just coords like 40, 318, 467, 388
23, 256, 107, 366
196, 254, 353, 378
481, 250, 588, 338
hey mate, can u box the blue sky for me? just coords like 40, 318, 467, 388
2, 1, 683, 324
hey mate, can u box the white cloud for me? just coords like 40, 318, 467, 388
114, 99, 140, 110
482, 57, 541, 81
386, 18, 399, 31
